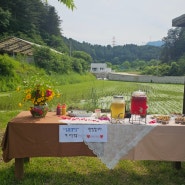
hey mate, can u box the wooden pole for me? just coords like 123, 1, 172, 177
15, 158, 24, 180
173, 77, 185, 170
183, 77, 185, 114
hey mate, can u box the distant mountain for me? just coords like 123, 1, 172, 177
146, 41, 164, 47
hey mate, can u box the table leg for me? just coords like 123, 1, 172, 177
172, 162, 181, 170
24, 157, 30, 163
15, 158, 24, 180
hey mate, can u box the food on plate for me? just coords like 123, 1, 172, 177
152, 115, 170, 124
98, 114, 110, 121
67, 110, 93, 117
175, 116, 185, 124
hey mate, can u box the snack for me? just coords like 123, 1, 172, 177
175, 116, 185, 124
153, 115, 170, 124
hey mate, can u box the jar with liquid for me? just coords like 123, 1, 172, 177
110, 95, 125, 119
56, 103, 61, 115
61, 104, 67, 115
130, 90, 148, 116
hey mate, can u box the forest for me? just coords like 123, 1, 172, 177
0, 0, 185, 76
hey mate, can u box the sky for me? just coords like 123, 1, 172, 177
47, 0, 185, 46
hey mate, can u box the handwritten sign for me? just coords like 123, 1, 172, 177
59, 125, 107, 143
59, 125, 83, 142
83, 125, 107, 142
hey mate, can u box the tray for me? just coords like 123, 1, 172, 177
68, 110, 93, 117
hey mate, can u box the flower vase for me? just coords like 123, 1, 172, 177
30, 103, 48, 118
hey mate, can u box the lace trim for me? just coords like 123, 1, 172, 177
84, 124, 156, 169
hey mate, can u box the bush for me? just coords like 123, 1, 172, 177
0, 54, 17, 76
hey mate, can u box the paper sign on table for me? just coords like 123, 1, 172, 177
59, 125, 83, 142
59, 124, 107, 143
83, 125, 107, 142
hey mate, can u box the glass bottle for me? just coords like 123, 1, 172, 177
56, 103, 61, 115
61, 104, 66, 115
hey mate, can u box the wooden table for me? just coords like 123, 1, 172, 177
1, 111, 185, 179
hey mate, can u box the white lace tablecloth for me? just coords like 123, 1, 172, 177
60, 116, 157, 169
84, 124, 157, 169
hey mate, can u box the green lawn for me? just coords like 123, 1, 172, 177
1, 80, 185, 185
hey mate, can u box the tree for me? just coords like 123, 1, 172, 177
177, 54, 185, 75
0, 54, 16, 76
72, 58, 83, 73
40, 5, 61, 36
53, 0, 75, 10
72, 51, 92, 64
72, 51, 92, 72
168, 62, 180, 76
148, 59, 160, 66
137, 60, 146, 70
0, 7, 11, 32
106, 62, 112, 68
161, 28, 185, 63
121, 61, 130, 70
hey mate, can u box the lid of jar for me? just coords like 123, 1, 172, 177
113, 95, 124, 99
132, 90, 146, 97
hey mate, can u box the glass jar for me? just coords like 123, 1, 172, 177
95, 109, 101, 118
110, 95, 125, 119
130, 90, 148, 116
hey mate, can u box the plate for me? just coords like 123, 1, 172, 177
68, 110, 93, 117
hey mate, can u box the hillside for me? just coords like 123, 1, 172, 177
63, 37, 161, 64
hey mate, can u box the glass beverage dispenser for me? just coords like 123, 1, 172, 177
130, 91, 148, 116
110, 95, 125, 119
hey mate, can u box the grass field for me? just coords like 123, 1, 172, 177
0, 80, 185, 185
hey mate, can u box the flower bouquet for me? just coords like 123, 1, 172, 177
18, 76, 60, 117
24, 84, 55, 106
25, 84, 55, 117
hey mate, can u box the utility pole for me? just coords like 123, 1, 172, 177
112, 36, 116, 47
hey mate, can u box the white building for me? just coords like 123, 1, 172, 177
90, 63, 111, 73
